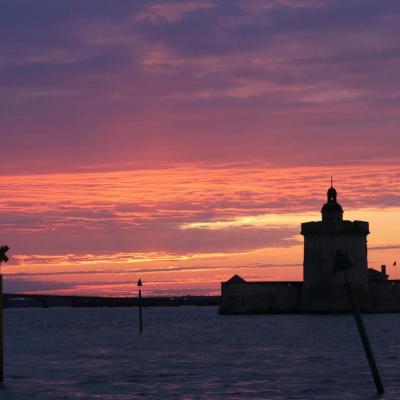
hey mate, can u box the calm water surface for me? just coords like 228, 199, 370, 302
1, 307, 400, 399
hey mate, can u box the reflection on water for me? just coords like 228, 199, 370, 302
3, 307, 400, 399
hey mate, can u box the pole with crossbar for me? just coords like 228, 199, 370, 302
0, 245, 10, 383
137, 279, 143, 334
334, 249, 384, 395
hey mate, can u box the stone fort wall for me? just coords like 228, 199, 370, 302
369, 281, 400, 312
219, 280, 400, 314
219, 282, 302, 314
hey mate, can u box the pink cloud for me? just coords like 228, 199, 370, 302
135, 2, 216, 23
1, 0, 400, 295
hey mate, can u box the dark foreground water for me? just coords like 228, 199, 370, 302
1, 307, 400, 399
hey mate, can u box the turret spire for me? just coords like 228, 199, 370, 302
322, 183, 343, 222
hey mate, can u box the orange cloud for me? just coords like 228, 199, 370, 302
1, 162, 399, 296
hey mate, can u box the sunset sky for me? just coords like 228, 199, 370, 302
1, 0, 400, 296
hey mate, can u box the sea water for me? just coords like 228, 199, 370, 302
1, 306, 400, 399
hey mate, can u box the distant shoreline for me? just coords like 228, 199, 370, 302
3, 293, 220, 308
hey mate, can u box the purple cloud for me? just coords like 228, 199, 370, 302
0, 0, 400, 173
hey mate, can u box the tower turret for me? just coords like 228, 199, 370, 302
321, 185, 343, 222
301, 184, 371, 312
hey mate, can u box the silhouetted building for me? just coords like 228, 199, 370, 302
301, 186, 371, 312
219, 185, 400, 314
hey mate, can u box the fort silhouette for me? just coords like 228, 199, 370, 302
219, 185, 400, 314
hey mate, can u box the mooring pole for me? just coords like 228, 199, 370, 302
0, 272, 3, 383
343, 272, 384, 394
137, 279, 143, 334
334, 249, 384, 395
394, 261, 400, 299
0, 245, 10, 384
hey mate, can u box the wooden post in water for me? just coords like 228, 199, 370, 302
0, 273, 3, 384
393, 261, 400, 299
0, 245, 10, 384
137, 278, 143, 334
334, 249, 384, 395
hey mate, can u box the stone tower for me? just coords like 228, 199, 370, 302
300, 185, 371, 312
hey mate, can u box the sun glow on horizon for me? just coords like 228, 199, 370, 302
0, 163, 399, 296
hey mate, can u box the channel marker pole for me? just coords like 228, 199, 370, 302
137, 279, 143, 334
0, 245, 10, 383
334, 249, 384, 395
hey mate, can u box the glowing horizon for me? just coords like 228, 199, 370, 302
1, 163, 399, 296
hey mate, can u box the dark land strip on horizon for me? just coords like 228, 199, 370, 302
2, 293, 221, 308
